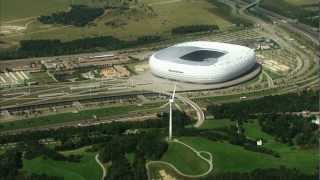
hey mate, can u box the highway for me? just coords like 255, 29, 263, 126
240, 0, 319, 45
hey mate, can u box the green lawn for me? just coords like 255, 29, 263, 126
181, 137, 279, 173
175, 119, 318, 174
243, 120, 318, 173
161, 141, 210, 175
23, 147, 102, 180
284, 0, 317, 6
0, 103, 160, 131
199, 119, 234, 129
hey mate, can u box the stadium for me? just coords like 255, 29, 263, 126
149, 41, 257, 84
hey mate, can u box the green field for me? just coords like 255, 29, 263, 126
284, 0, 317, 6
154, 117, 318, 177
199, 119, 234, 129
1, 0, 237, 47
23, 147, 102, 180
178, 118, 318, 174
182, 137, 279, 173
0, 103, 160, 131
243, 120, 318, 173
1, 0, 97, 21
161, 142, 210, 175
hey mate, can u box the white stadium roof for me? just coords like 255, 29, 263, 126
149, 41, 256, 84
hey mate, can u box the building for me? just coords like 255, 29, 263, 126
149, 41, 256, 84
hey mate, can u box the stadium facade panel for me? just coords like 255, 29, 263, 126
149, 41, 256, 84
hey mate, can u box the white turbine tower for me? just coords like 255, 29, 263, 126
168, 84, 176, 141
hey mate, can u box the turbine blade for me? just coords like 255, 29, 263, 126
171, 84, 176, 101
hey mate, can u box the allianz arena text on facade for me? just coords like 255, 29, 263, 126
149, 41, 257, 84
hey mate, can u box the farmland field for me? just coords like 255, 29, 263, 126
1, 0, 237, 47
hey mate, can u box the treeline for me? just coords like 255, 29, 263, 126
0, 111, 191, 146
171, 24, 219, 34
21, 141, 82, 162
207, 90, 318, 119
258, 114, 318, 147
38, 5, 104, 27
0, 35, 162, 60
100, 131, 167, 180
205, 167, 317, 180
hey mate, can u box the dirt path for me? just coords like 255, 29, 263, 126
95, 154, 106, 180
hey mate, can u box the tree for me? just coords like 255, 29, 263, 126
132, 153, 148, 180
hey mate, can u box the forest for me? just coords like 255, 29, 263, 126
207, 90, 318, 119
171, 24, 220, 34
0, 35, 162, 60
38, 5, 105, 27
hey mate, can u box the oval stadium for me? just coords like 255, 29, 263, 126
149, 41, 257, 84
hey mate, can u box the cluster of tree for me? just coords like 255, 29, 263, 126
207, 90, 318, 119
20, 141, 82, 162
227, 125, 280, 157
0, 148, 63, 180
258, 114, 318, 147
38, 5, 104, 27
0, 35, 162, 60
100, 130, 167, 180
205, 167, 317, 180
0, 149, 22, 179
171, 24, 219, 34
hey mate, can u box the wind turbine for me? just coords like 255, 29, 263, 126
168, 84, 176, 141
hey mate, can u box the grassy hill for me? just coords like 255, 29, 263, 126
161, 141, 210, 175
153, 118, 318, 179
22, 147, 102, 180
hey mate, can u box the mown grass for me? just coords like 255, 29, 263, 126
174, 119, 318, 174
199, 119, 234, 129
161, 141, 210, 175
23, 147, 102, 180
243, 119, 318, 174
181, 137, 279, 173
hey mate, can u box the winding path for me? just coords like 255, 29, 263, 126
95, 154, 106, 180
146, 139, 213, 179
